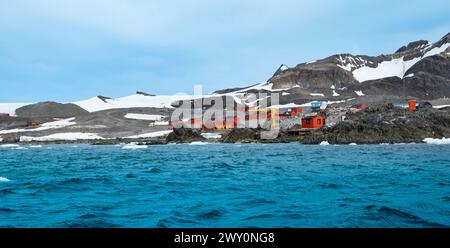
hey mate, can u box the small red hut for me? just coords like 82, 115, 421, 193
302, 115, 325, 129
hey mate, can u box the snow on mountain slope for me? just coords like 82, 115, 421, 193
0, 117, 76, 134
124, 113, 165, 121
0, 103, 30, 116
20, 132, 104, 142
352, 42, 450, 82
73, 94, 194, 112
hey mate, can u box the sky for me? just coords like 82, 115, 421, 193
0, 0, 449, 102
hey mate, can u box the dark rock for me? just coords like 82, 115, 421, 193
136, 91, 155, 96
395, 40, 428, 53
302, 105, 450, 144
221, 128, 260, 143
165, 128, 206, 143
97, 96, 112, 103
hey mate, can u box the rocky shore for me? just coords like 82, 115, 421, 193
302, 104, 450, 144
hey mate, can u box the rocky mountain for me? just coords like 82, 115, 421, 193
15, 102, 89, 118
216, 32, 450, 102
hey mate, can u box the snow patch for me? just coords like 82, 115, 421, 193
74, 94, 194, 112
352, 42, 450, 82
0, 117, 76, 135
332, 90, 340, 96
355, 90, 365, 96
201, 133, 222, 139
125, 130, 173, 139
124, 113, 165, 121
20, 133, 104, 142
310, 93, 325, 97
433, 105, 450, 109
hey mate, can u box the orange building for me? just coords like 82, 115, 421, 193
302, 116, 325, 129
408, 100, 417, 112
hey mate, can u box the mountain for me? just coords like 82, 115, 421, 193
216, 32, 450, 103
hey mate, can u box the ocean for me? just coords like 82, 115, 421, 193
1, 143, 449, 228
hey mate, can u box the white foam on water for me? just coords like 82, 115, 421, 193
0, 177, 10, 182
29, 145, 43, 148
189, 141, 209, 145
423, 137, 450, 145
349, 143, 357, 146
122, 143, 148, 149
0, 144, 20, 148
319, 141, 330, 146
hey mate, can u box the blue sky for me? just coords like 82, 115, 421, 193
0, 0, 449, 102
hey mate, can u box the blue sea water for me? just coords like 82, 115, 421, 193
0, 143, 450, 228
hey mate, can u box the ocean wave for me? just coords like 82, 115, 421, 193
364, 205, 447, 227
0, 208, 17, 213
189, 141, 209, 145
122, 143, 148, 149
156, 216, 201, 228
319, 141, 330, 146
423, 137, 450, 145
0, 177, 10, 182
0, 144, 19, 148
195, 209, 226, 220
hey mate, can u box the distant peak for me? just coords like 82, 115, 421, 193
136, 91, 155, 96
97, 95, 112, 103
395, 40, 429, 53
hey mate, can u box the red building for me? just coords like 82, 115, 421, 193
302, 116, 325, 129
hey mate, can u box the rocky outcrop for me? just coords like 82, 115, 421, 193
165, 128, 206, 143
16, 102, 89, 118
302, 104, 450, 144
221, 128, 261, 143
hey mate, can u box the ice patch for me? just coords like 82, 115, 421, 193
319, 141, 330, 146
122, 143, 148, 149
0, 177, 10, 182
423, 137, 450, 145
